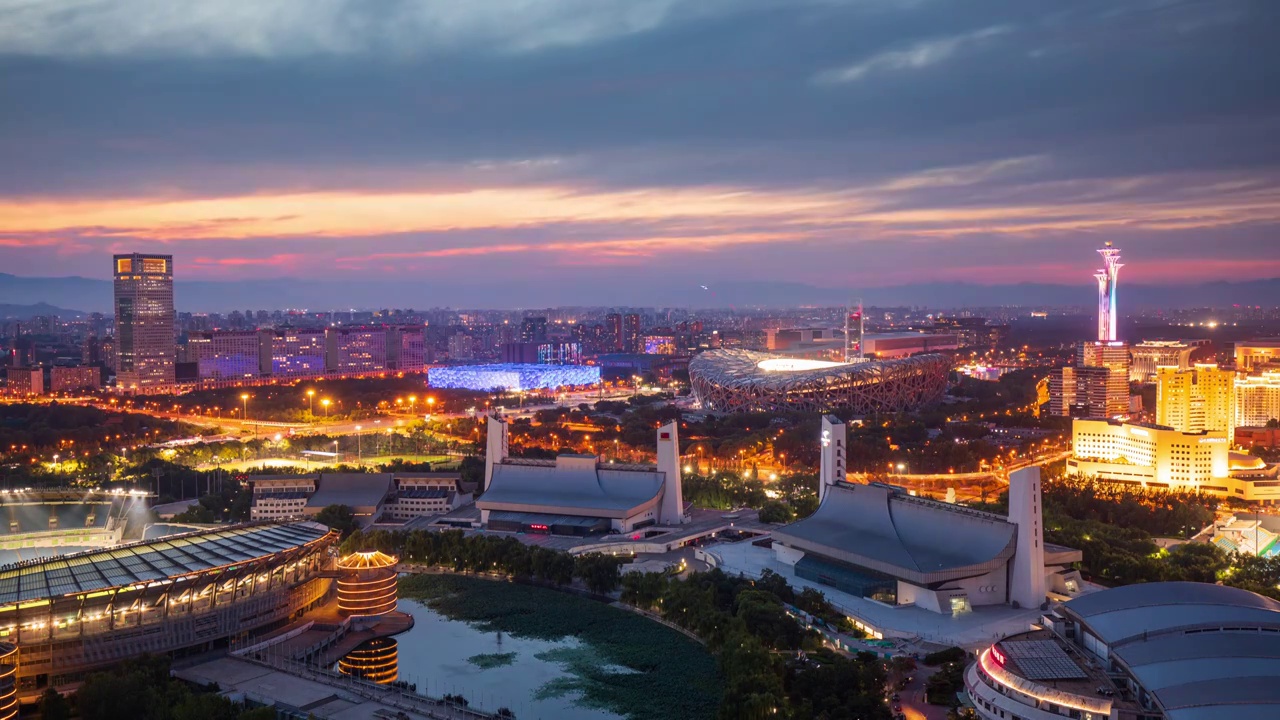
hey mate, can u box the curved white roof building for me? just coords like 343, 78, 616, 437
967, 582, 1280, 720
688, 349, 950, 414
769, 476, 1082, 615
476, 417, 687, 535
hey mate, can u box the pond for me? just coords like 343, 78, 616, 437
375, 574, 721, 720
393, 600, 627, 719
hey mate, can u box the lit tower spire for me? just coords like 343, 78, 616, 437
1095, 243, 1123, 342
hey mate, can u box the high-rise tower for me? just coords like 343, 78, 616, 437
1094, 243, 1123, 342
113, 253, 175, 392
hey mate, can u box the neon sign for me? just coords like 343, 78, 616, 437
990, 645, 1006, 667
821, 430, 831, 448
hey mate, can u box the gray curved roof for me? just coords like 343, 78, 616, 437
478, 455, 664, 519
771, 483, 1016, 584
1065, 581, 1280, 645
306, 473, 394, 511
1063, 582, 1280, 720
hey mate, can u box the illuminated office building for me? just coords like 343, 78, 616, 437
1236, 339, 1280, 372
606, 313, 622, 350
49, 366, 100, 393
387, 326, 426, 371
325, 328, 387, 373
1236, 370, 1280, 428
113, 253, 175, 391
187, 330, 270, 380
1156, 364, 1235, 437
1067, 418, 1280, 503
271, 330, 327, 377
519, 316, 548, 343
622, 313, 641, 352
1130, 340, 1201, 383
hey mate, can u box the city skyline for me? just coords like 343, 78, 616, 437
2, 0, 1279, 297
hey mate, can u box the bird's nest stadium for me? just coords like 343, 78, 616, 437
688, 350, 951, 414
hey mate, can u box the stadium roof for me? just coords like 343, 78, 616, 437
478, 455, 664, 519
0, 522, 332, 604
771, 483, 1016, 584
306, 473, 394, 511
689, 349, 950, 390
1063, 582, 1280, 720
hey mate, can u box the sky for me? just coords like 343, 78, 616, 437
1, 0, 1278, 301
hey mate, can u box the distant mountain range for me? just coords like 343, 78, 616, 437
0, 302, 86, 320
1, 273, 1277, 312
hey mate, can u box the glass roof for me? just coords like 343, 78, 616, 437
0, 522, 330, 605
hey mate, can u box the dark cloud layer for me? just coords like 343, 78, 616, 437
0, 0, 1277, 302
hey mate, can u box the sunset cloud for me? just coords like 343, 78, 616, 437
0, 0, 1276, 304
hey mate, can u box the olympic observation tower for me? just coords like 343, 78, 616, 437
1094, 243, 1123, 343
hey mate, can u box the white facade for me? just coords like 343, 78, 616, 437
1070, 419, 1229, 491
656, 421, 687, 524
249, 477, 315, 521
817, 415, 846, 504
1008, 467, 1046, 610
386, 476, 469, 520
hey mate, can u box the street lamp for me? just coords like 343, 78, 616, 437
307, 389, 315, 418
321, 398, 331, 418
240, 393, 252, 437
355, 426, 363, 464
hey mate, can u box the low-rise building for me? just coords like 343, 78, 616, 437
384, 473, 470, 521
249, 476, 317, 521
1069, 418, 1280, 503
49, 365, 100, 393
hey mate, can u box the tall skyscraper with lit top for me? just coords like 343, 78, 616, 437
113, 253, 176, 392
1094, 242, 1123, 342
1048, 244, 1131, 417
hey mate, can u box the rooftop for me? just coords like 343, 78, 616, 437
0, 522, 332, 604
306, 473, 394, 511
1064, 582, 1280, 720
478, 455, 664, 518
771, 482, 1016, 584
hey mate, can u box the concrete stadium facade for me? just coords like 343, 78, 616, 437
688, 349, 950, 414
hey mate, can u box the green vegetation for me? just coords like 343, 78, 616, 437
401, 574, 721, 720
467, 652, 517, 669
922, 646, 966, 667
314, 504, 359, 537
72, 655, 269, 720
144, 379, 488, 423
925, 659, 967, 707
979, 475, 1280, 600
